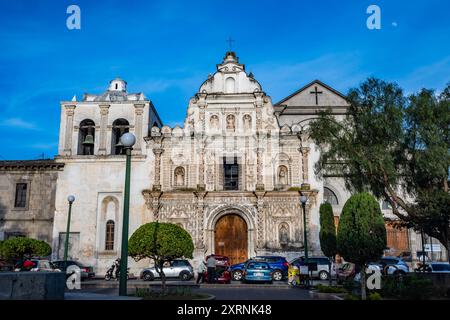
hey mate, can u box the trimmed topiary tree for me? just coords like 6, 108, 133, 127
319, 202, 337, 285
337, 192, 387, 300
0, 237, 51, 262
128, 222, 194, 292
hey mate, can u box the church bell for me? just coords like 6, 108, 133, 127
82, 134, 94, 146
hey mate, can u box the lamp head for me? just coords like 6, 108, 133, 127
119, 132, 136, 148
300, 195, 307, 204
67, 195, 75, 204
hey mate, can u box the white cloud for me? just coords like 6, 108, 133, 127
0, 118, 40, 130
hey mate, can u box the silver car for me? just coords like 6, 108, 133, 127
290, 256, 336, 280
140, 259, 194, 281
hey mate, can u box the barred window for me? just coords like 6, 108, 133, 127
105, 220, 115, 250
14, 183, 28, 208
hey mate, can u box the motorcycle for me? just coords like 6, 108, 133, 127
105, 259, 130, 281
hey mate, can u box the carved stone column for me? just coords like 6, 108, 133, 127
256, 146, 264, 190
133, 103, 145, 154
98, 104, 110, 155
254, 191, 266, 249
197, 138, 206, 190
63, 105, 76, 156
153, 148, 163, 191
194, 191, 207, 249
301, 147, 310, 183
143, 190, 162, 220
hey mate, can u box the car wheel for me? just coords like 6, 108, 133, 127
272, 270, 283, 281
394, 270, 406, 277
180, 271, 191, 281
143, 272, 154, 281
319, 271, 330, 281
232, 270, 243, 281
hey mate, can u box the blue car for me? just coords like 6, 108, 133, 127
243, 261, 273, 283
230, 256, 289, 281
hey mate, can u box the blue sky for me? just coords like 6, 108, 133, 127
0, 0, 448, 160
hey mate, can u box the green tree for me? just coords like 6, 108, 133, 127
309, 78, 450, 261
128, 222, 194, 292
0, 237, 51, 261
319, 202, 337, 285
337, 192, 387, 300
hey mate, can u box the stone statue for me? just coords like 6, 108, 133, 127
174, 167, 185, 186
279, 225, 289, 244
210, 115, 219, 130
243, 114, 251, 131
279, 166, 287, 185
226, 114, 235, 131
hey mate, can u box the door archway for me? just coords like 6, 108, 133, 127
214, 214, 248, 264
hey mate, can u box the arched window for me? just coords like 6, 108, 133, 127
225, 77, 235, 93
174, 166, 185, 186
324, 187, 338, 205
105, 220, 115, 250
111, 119, 130, 155
78, 119, 95, 155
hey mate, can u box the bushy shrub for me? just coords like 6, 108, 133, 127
368, 292, 382, 300
381, 274, 433, 300
316, 284, 347, 294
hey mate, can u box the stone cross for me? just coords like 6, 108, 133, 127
310, 86, 323, 105
226, 37, 235, 50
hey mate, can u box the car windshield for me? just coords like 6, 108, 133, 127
432, 264, 450, 271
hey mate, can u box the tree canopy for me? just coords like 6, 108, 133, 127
128, 222, 194, 291
319, 202, 337, 258
337, 192, 387, 265
309, 78, 450, 258
0, 237, 51, 261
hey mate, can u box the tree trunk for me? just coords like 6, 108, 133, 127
360, 265, 367, 300
161, 271, 167, 293
447, 240, 450, 263
329, 258, 332, 286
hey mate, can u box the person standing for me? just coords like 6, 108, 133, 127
196, 261, 207, 284
206, 255, 217, 283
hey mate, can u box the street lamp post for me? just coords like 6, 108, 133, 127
300, 193, 309, 288
63, 195, 75, 265
118, 132, 136, 296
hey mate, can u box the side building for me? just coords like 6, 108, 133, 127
0, 160, 64, 244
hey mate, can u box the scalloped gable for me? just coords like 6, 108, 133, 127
275, 80, 349, 107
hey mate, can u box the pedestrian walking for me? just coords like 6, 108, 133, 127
206, 255, 217, 283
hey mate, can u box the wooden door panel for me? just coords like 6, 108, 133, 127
215, 214, 248, 265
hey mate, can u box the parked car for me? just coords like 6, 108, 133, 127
336, 262, 356, 284
243, 261, 273, 284
14, 259, 59, 272
373, 257, 410, 275
140, 259, 193, 281
52, 260, 95, 279
230, 256, 288, 281
422, 262, 450, 273
290, 256, 336, 280
0, 259, 14, 272
202, 254, 231, 284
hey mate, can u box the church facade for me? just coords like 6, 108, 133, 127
50, 52, 445, 273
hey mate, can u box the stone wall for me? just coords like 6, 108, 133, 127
0, 272, 66, 300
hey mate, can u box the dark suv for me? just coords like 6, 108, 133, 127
230, 256, 289, 281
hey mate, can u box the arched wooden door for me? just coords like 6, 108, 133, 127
214, 214, 248, 265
